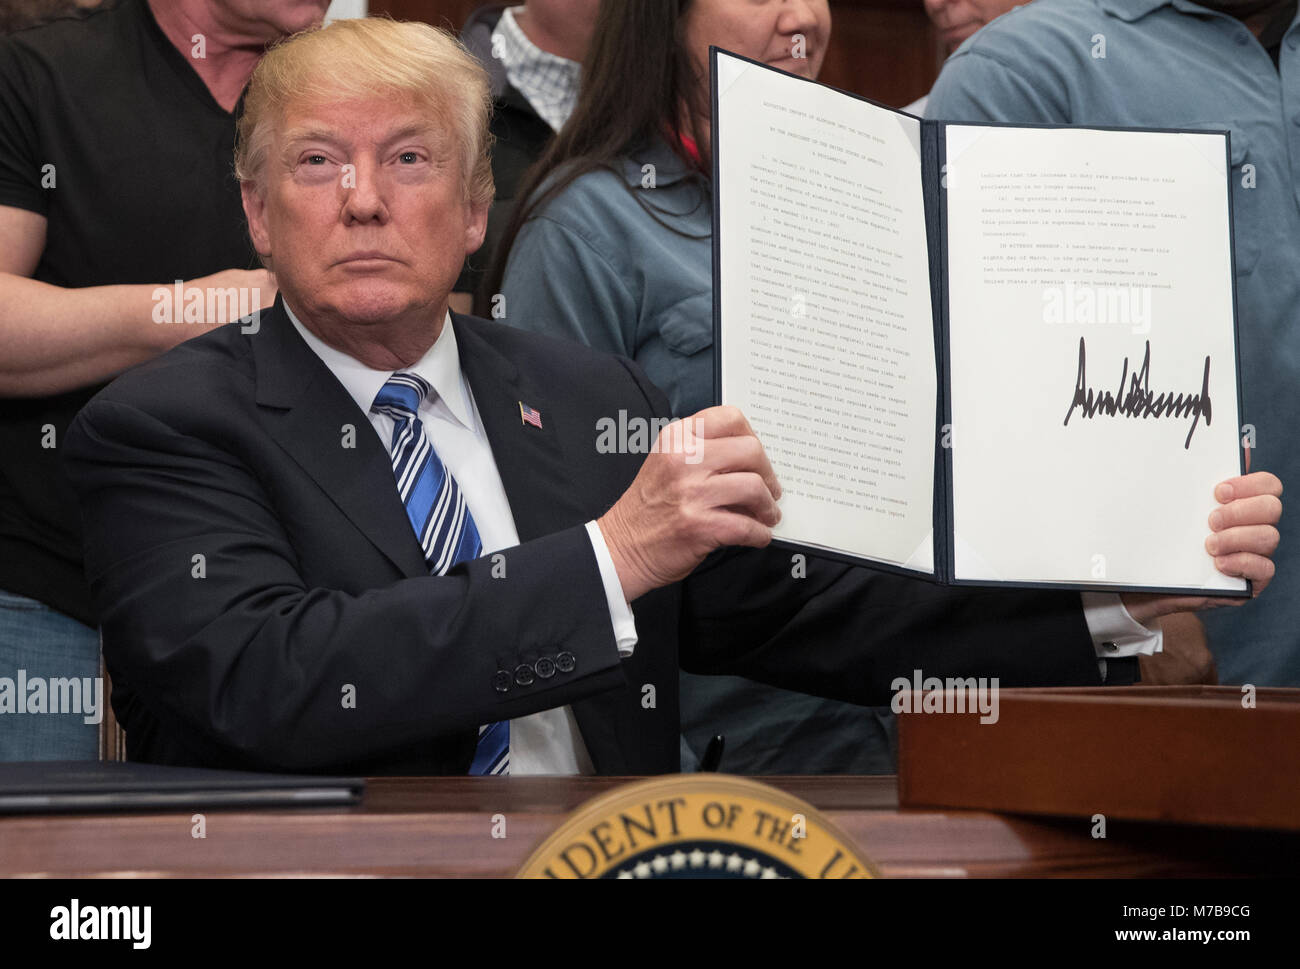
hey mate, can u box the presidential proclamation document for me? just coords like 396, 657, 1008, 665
944, 125, 1246, 593
714, 50, 939, 574
714, 48, 1246, 594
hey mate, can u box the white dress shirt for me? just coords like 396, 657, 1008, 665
285, 303, 636, 774
1081, 593, 1163, 682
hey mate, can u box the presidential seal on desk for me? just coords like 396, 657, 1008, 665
517, 774, 877, 879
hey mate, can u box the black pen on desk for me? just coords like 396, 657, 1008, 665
700, 735, 725, 772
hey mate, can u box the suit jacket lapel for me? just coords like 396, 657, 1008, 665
453, 314, 591, 540
454, 315, 641, 774
249, 300, 429, 578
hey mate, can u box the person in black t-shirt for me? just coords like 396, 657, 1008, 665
0, 0, 104, 36
0, 0, 328, 761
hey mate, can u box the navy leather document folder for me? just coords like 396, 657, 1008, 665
0, 760, 364, 813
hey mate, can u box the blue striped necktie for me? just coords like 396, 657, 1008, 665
372, 372, 509, 776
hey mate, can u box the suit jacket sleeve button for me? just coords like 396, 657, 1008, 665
492, 670, 511, 693
555, 651, 576, 673
514, 664, 536, 687
534, 656, 556, 679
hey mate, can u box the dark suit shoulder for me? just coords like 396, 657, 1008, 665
456, 311, 613, 369
453, 312, 671, 417
76, 322, 258, 428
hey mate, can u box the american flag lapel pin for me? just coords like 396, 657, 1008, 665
518, 401, 543, 429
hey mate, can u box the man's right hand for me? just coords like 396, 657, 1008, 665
597, 406, 782, 603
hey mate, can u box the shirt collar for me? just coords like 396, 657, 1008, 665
1096, 0, 1294, 22
284, 301, 474, 430
1096, 0, 1170, 20
620, 136, 702, 188
492, 6, 582, 132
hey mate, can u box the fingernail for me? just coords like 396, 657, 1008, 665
1209, 510, 1224, 530
1216, 483, 1234, 502
1206, 535, 1220, 555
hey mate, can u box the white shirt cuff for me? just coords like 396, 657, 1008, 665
585, 520, 638, 657
1080, 591, 1163, 659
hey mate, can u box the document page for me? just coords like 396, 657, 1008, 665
715, 51, 938, 572
943, 125, 1245, 592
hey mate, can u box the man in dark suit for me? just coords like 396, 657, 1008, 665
62, 18, 1282, 776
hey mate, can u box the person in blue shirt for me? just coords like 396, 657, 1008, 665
925, 0, 1300, 686
495, 1, 911, 774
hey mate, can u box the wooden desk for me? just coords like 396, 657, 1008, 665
2, 776, 1296, 878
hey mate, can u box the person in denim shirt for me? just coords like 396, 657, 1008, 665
926, 0, 1300, 686
496, 0, 904, 774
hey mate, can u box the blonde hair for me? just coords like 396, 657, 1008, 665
235, 17, 494, 207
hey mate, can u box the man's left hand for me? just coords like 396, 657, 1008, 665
1122, 471, 1282, 624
